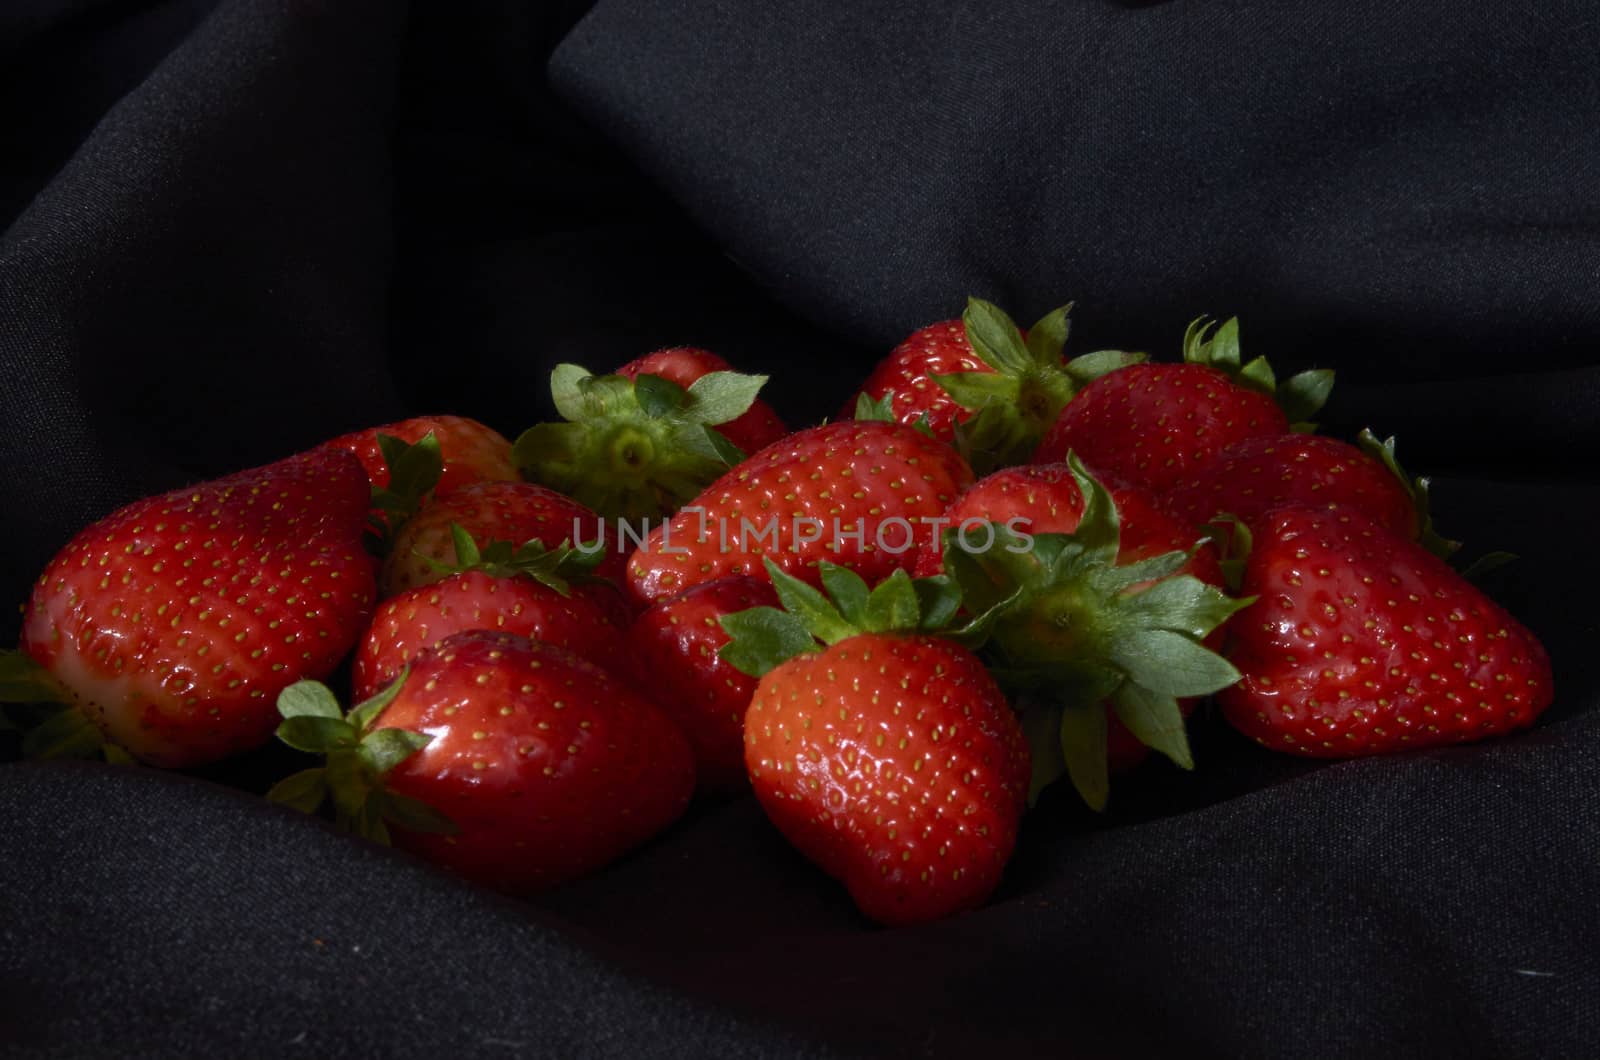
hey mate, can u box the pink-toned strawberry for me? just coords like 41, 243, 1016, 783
624, 575, 779, 793
1167, 428, 1461, 557
353, 541, 618, 701
618, 347, 788, 455
722, 560, 1030, 925
269, 631, 695, 893
515, 357, 773, 526
1033, 317, 1333, 493
1, 448, 376, 767
927, 456, 1249, 809
1218, 506, 1552, 756
848, 298, 1142, 470
626, 420, 974, 605
382, 480, 620, 596
320, 414, 516, 498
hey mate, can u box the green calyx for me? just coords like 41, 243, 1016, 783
268, 675, 457, 845
717, 557, 1005, 679
0, 650, 130, 763
1355, 428, 1461, 559
942, 454, 1254, 811
1183, 316, 1335, 429
418, 523, 607, 597
939, 297, 1145, 474
513, 365, 764, 529
369, 431, 444, 555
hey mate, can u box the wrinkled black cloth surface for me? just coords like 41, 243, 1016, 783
2, 1, 1598, 1056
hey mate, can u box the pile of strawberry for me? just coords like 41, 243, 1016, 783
0, 300, 1554, 926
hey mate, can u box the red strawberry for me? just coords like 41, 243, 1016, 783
4, 448, 376, 767
722, 561, 1030, 925
911, 462, 1223, 587
910, 461, 1226, 777
514, 357, 774, 526
353, 568, 619, 702
1218, 506, 1552, 756
320, 414, 516, 498
1167, 429, 1461, 557
269, 631, 695, 893
618, 347, 788, 455
929, 457, 1249, 809
382, 480, 620, 596
849, 298, 1141, 470
1033, 317, 1332, 493
627, 420, 973, 605
624, 575, 779, 793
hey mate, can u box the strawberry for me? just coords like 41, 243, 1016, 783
849, 298, 1142, 471
911, 462, 1223, 587
514, 357, 772, 526
1032, 317, 1333, 493
624, 575, 779, 793
1217, 506, 1552, 756
932, 456, 1250, 809
1167, 428, 1461, 558
382, 480, 621, 597
1, 448, 376, 767
618, 347, 788, 455
627, 420, 973, 605
320, 414, 516, 498
721, 559, 1029, 925
268, 630, 695, 893
352, 532, 617, 701
910, 461, 1226, 776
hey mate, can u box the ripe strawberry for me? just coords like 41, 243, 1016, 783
269, 631, 695, 893
722, 560, 1030, 925
1218, 506, 1552, 756
624, 575, 779, 793
618, 347, 788, 455
2, 448, 376, 767
849, 298, 1142, 470
514, 357, 773, 526
382, 480, 621, 596
911, 462, 1223, 587
627, 420, 973, 605
910, 461, 1226, 777
1167, 428, 1461, 558
929, 457, 1249, 809
320, 414, 516, 498
353, 539, 618, 701
1033, 317, 1333, 493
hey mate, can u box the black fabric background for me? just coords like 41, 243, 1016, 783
2, 1, 1597, 1056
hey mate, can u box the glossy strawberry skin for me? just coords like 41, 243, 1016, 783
1166, 434, 1417, 538
1219, 506, 1553, 756
745, 633, 1030, 925
624, 576, 778, 793
320, 414, 517, 498
352, 570, 620, 701
382, 480, 621, 596
911, 462, 1220, 772
20, 449, 376, 767
618, 347, 788, 456
375, 631, 695, 893
627, 421, 974, 605
848, 319, 989, 441
1033, 363, 1288, 493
